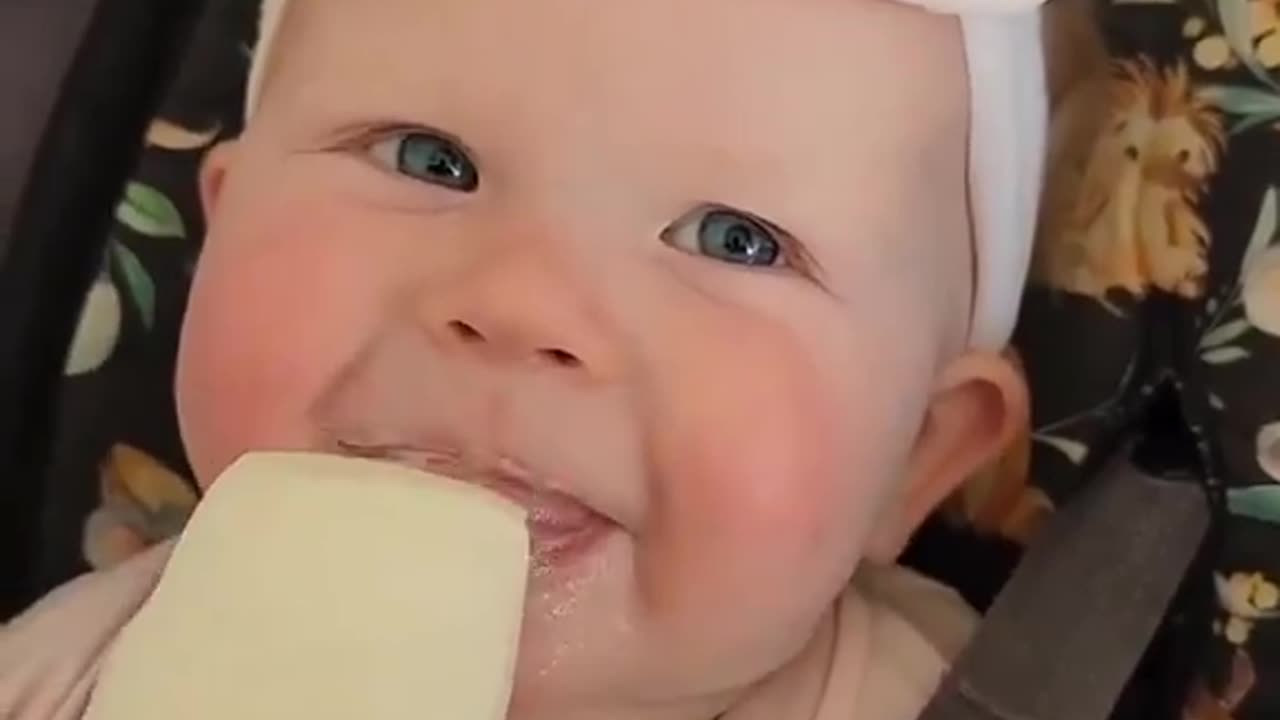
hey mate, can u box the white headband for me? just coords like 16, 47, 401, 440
245, 0, 1046, 350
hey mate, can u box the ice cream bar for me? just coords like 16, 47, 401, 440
84, 452, 530, 720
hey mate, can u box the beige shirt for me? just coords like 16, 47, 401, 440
0, 547, 973, 720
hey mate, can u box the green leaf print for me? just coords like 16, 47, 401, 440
1203, 346, 1252, 365
111, 241, 156, 330
1201, 318, 1253, 349
1201, 85, 1280, 134
1229, 486, 1280, 525
116, 182, 186, 239
1243, 187, 1279, 282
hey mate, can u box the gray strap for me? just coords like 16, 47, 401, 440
919, 456, 1210, 720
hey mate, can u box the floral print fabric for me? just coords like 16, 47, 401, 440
955, 0, 1280, 716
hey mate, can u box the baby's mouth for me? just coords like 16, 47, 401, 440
335, 440, 612, 570
481, 460, 611, 569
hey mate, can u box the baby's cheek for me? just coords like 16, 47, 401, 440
636, 318, 892, 676
177, 197, 392, 489
655, 374, 865, 589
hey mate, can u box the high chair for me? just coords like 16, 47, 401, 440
3, 1, 1272, 718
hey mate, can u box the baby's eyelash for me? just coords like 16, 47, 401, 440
329, 120, 476, 162
733, 209, 823, 282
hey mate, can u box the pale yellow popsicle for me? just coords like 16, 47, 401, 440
84, 452, 529, 720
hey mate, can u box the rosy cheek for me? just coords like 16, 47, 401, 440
638, 315, 867, 617
177, 193, 392, 489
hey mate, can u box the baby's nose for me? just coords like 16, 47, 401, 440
416, 252, 618, 380
442, 317, 582, 369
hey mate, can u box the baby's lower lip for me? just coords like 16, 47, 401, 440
481, 475, 613, 570
526, 512, 612, 571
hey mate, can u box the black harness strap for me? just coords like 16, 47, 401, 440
0, 0, 208, 619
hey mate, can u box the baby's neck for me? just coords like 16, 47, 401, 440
509, 604, 841, 720
718, 601, 843, 720
678, 613, 842, 720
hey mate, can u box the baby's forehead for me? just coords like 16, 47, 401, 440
262, 0, 968, 180
271, 0, 962, 59
264, 0, 966, 124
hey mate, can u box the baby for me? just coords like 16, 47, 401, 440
1, 0, 1047, 718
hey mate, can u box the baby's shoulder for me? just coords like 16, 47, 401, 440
818, 565, 978, 720
0, 542, 171, 720
850, 563, 978, 664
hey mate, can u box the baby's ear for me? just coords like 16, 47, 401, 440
865, 351, 1029, 563
198, 141, 240, 220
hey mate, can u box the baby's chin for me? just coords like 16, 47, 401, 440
507, 531, 640, 716
505, 532, 814, 720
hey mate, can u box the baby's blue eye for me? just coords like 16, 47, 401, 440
665, 209, 782, 267
370, 132, 478, 192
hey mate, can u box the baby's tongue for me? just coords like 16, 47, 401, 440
85, 452, 530, 720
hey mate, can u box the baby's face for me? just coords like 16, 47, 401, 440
177, 1, 1014, 717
